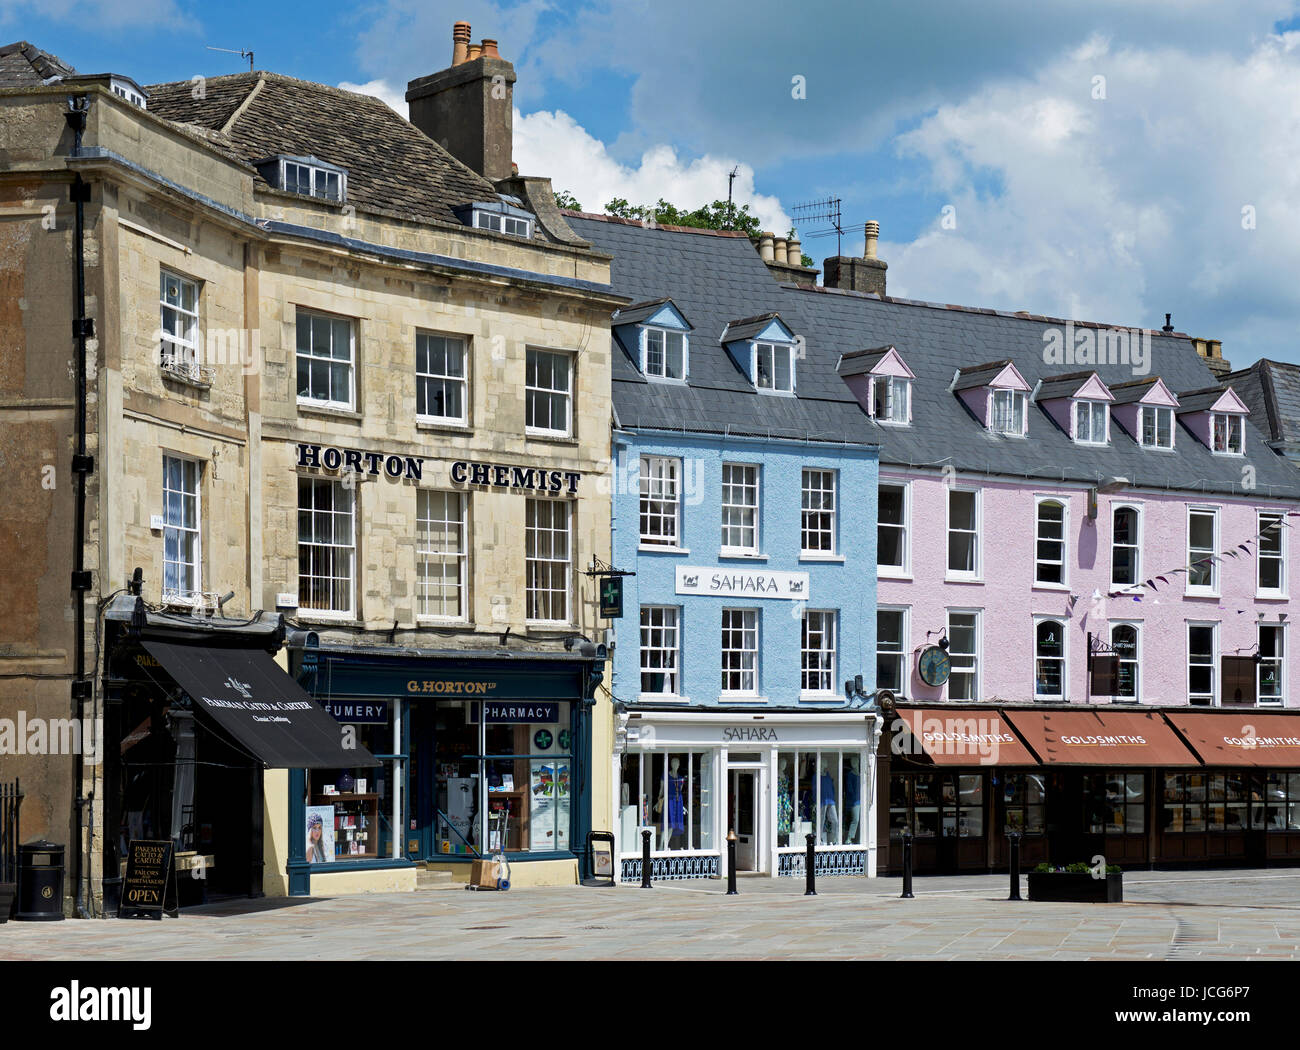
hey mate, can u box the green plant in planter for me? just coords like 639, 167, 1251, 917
1033, 862, 1122, 873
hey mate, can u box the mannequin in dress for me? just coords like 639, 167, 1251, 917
819, 767, 838, 844
654, 756, 688, 848
777, 757, 793, 846
845, 756, 862, 842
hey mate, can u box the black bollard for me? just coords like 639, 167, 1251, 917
640, 829, 652, 889
901, 827, 914, 898
1008, 830, 1022, 901
804, 833, 817, 895
726, 830, 738, 896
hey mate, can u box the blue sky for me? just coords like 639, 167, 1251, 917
7, 0, 1300, 368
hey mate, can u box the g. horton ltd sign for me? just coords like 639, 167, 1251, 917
297, 442, 425, 481
675, 566, 810, 600
451, 460, 581, 494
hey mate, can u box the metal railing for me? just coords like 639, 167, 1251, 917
1, 779, 22, 883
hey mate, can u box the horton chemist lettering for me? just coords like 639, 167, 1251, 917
296, 442, 425, 481
450, 459, 580, 494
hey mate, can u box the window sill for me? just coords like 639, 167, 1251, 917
1032, 583, 1070, 592
799, 553, 845, 563
524, 622, 576, 636
417, 616, 474, 628
878, 569, 912, 580
525, 430, 578, 446
296, 611, 361, 625
416, 419, 472, 434
298, 402, 362, 422
944, 575, 984, 585
720, 694, 767, 703
1184, 590, 1221, 600
756, 389, 797, 398
638, 544, 690, 555
719, 550, 766, 561
874, 418, 911, 428
160, 368, 212, 392
1255, 593, 1290, 601
644, 375, 688, 385
637, 694, 691, 705
799, 693, 843, 702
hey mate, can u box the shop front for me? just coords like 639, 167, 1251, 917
101, 597, 373, 911
614, 709, 879, 881
288, 640, 604, 892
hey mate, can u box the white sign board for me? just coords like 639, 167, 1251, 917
674, 566, 810, 601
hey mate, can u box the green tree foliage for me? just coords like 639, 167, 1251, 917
602, 197, 764, 238
553, 189, 582, 210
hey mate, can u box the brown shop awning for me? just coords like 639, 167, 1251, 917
891, 707, 1039, 766
1164, 712, 1300, 768
1001, 709, 1199, 767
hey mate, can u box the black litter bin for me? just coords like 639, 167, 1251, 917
16, 841, 64, 921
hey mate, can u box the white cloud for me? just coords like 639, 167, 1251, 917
338, 79, 407, 116
514, 108, 793, 233
884, 32, 1300, 363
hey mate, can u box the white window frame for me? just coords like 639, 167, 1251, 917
474, 209, 532, 237
1258, 623, 1286, 707
525, 347, 574, 437
525, 498, 572, 624
721, 608, 760, 696
1033, 616, 1067, 703
639, 605, 681, 699
162, 454, 201, 599
946, 487, 981, 581
281, 158, 345, 202
416, 490, 467, 621
296, 308, 356, 410
641, 327, 688, 381
753, 341, 795, 394
415, 332, 469, 425
872, 376, 911, 425
1110, 503, 1142, 591
877, 481, 910, 578
801, 610, 837, 696
1187, 621, 1218, 707
1034, 497, 1068, 588
721, 463, 760, 555
1109, 620, 1141, 703
1074, 400, 1109, 445
297, 477, 356, 619
876, 606, 910, 698
1211, 412, 1244, 455
1258, 511, 1287, 597
1186, 505, 1220, 596
800, 468, 837, 556
946, 609, 981, 701
990, 389, 1026, 436
1140, 405, 1174, 449
638, 455, 681, 549
160, 270, 202, 380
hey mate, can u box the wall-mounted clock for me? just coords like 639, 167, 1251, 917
918, 644, 952, 687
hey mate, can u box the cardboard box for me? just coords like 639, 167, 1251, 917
471, 859, 502, 889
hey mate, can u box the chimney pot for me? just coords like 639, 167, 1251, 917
758, 232, 775, 262
481, 38, 500, 59
466, 42, 483, 61
787, 235, 802, 265
452, 22, 471, 65
773, 238, 788, 265
863, 220, 880, 260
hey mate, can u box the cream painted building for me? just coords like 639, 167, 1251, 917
0, 29, 620, 913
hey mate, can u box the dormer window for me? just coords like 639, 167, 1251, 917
991, 389, 1026, 435
1075, 400, 1109, 445
1212, 412, 1244, 454
475, 210, 531, 237
257, 155, 347, 203
110, 76, 148, 109
873, 376, 911, 424
644, 328, 686, 380
755, 342, 794, 393
1140, 405, 1173, 449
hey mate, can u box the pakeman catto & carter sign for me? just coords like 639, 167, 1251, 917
297, 442, 425, 481
675, 566, 810, 600
450, 460, 581, 494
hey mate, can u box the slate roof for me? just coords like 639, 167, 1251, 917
0, 40, 76, 85
568, 212, 1300, 499
952, 359, 1015, 391
1223, 360, 1300, 455
614, 298, 686, 327
1108, 377, 1168, 405
1175, 386, 1237, 415
837, 347, 894, 378
1034, 371, 1102, 401
144, 72, 501, 227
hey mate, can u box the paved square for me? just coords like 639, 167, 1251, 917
2, 870, 1298, 960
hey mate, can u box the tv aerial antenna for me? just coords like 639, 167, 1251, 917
206, 45, 255, 72
793, 196, 844, 255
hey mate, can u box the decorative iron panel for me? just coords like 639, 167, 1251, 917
620, 853, 720, 882
777, 849, 866, 877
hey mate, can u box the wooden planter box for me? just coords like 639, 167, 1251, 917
1028, 871, 1123, 903
0, 883, 15, 923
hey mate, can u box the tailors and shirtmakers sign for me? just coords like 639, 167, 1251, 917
675, 566, 810, 600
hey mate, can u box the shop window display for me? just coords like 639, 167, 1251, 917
620, 751, 713, 852
434, 701, 571, 856
1161, 771, 1284, 833
778, 750, 863, 847
1085, 772, 1145, 834
1265, 773, 1300, 831
1001, 773, 1046, 835
306, 714, 397, 861
889, 771, 997, 843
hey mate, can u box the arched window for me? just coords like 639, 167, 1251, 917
1035, 499, 1066, 585
1035, 619, 1065, 701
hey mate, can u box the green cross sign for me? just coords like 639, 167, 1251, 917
599, 576, 623, 619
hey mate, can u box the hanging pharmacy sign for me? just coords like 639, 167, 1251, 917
674, 566, 810, 600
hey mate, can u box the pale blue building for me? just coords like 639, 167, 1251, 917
569, 215, 881, 881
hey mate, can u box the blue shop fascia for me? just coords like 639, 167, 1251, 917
283, 636, 605, 894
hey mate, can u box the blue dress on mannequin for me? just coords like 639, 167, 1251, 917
667, 774, 686, 833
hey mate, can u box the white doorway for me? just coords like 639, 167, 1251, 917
727, 763, 765, 873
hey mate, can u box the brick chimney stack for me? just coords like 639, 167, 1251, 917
406, 21, 517, 181
823, 220, 888, 296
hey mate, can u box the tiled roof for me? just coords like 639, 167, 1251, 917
1035, 371, 1099, 401
569, 213, 1300, 498
0, 40, 76, 86
1175, 386, 1236, 414
144, 72, 501, 227
721, 312, 784, 344
1108, 377, 1166, 405
837, 347, 894, 378
952, 359, 1014, 391
1223, 359, 1300, 451
614, 298, 683, 327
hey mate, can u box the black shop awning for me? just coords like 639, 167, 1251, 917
143, 640, 377, 769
